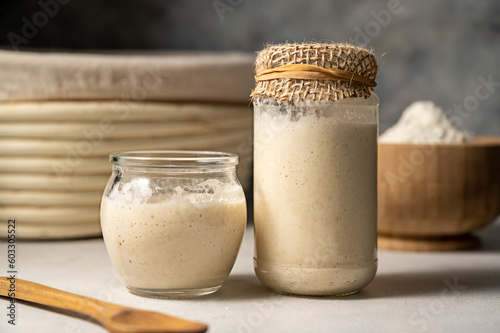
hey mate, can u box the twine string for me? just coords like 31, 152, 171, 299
254, 64, 377, 88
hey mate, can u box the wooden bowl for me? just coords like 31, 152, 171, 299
378, 136, 500, 251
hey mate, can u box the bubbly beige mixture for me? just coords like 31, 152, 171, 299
101, 179, 246, 290
254, 98, 378, 295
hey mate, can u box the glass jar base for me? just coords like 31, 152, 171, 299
254, 257, 377, 296
272, 289, 360, 297
127, 285, 222, 299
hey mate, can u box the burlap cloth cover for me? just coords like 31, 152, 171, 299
251, 42, 378, 102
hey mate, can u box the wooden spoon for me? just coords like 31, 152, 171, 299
0, 276, 208, 333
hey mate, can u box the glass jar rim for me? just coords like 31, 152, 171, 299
110, 150, 239, 168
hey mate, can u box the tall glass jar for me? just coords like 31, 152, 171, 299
252, 43, 379, 296
100, 151, 247, 298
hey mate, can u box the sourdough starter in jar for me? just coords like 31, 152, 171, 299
252, 42, 379, 295
254, 95, 378, 296
100, 151, 246, 298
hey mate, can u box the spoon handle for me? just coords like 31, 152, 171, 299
0, 276, 108, 323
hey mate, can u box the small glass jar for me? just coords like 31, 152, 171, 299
100, 151, 247, 298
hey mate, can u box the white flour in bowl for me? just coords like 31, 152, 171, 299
379, 101, 474, 143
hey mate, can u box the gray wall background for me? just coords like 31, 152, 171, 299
1, 0, 499, 134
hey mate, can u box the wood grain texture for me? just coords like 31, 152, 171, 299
0, 222, 101, 239
0, 277, 208, 333
0, 206, 100, 224
378, 234, 480, 251
0, 102, 252, 122
0, 190, 103, 207
0, 130, 251, 156
0, 157, 110, 174
0, 174, 110, 191
378, 136, 500, 251
0, 118, 252, 139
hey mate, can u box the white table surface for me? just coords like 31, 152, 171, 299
1, 219, 500, 333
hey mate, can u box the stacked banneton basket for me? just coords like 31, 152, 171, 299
0, 50, 254, 239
